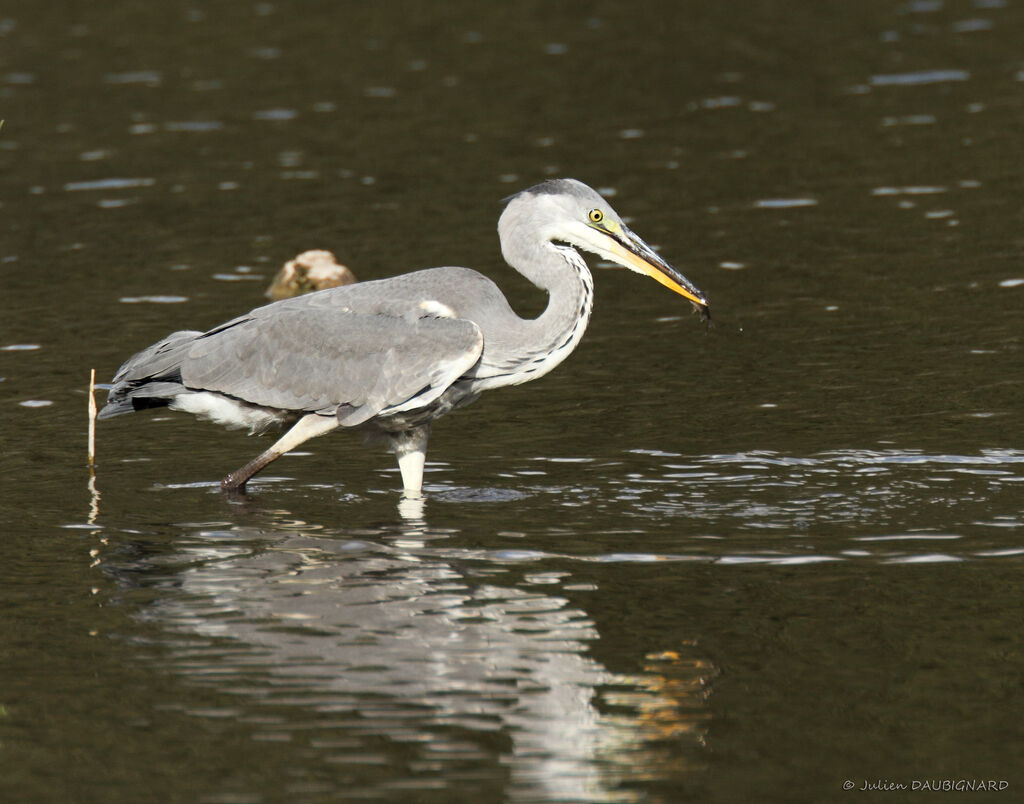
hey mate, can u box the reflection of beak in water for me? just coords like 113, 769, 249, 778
599, 646, 717, 761
106, 524, 716, 800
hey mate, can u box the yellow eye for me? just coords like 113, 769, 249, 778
588, 209, 604, 224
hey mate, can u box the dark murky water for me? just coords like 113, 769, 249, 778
2, 1, 1022, 801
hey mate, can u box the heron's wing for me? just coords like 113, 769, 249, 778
180, 307, 483, 426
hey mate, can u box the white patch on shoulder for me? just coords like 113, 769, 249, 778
418, 299, 457, 318
170, 391, 287, 434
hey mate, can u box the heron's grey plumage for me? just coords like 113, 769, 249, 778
99, 329, 203, 417
100, 178, 709, 495
182, 303, 483, 424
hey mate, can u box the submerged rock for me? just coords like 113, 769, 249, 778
265, 249, 357, 299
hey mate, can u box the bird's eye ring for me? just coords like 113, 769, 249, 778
588, 209, 604, 224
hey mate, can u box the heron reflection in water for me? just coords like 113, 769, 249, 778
100, 179, 709, 495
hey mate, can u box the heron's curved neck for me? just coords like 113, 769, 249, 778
498, 234, 594, 383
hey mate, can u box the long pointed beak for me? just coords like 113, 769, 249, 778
597, 224, 710, 318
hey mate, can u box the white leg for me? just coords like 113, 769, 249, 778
390, 425, 430, 496
222, 413, 338, 490
397, 449, 426, 495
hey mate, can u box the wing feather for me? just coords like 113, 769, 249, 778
180, 306, 483, 425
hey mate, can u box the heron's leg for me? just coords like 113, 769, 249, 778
389, 425, 430, 496
222, 413, 338, 491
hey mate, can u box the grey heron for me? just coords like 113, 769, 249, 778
100, 179, 709, 495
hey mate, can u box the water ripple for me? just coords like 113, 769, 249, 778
64, 177, 155, 192
870, 69, 970, 86
594, 448, 1024, 558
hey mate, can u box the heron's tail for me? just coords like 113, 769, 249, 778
98, 330, 202, 419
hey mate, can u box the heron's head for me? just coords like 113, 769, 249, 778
503, 178, 710, 318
